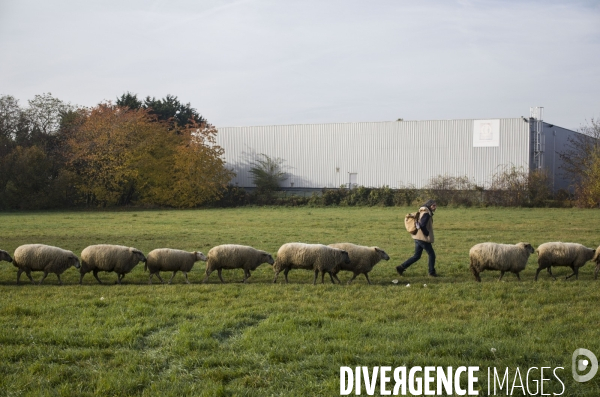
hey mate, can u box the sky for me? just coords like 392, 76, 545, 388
1, 0, 599, 131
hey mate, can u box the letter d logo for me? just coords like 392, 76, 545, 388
572, 348, 598, 382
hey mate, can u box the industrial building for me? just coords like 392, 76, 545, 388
216, 108, 578, 193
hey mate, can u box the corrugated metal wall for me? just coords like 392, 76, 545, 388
216, 118, 531, 189
540, 123, 579, 192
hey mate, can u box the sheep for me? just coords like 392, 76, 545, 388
0, 249, 13, 264
535, 242, 597, 281
79, 244, 146, 285
12, 244, 80, 285
469, 242, 534, 282
203, 244, 274, 283
145, 248, 207, 284
328, 243, 390, 284
273, 243, 351, 285
593, 247, 600, 280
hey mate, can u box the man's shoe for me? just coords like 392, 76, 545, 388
396, 266, 405, 276
429, 273, 438, 278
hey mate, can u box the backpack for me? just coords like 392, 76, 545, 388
404, 212, 420, 235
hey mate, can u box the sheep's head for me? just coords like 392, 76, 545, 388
195, 251, 208, 262
131, 248, 146, 263
71, 255, 81, 269
519, 243, 535, 254
341, 250, 351, 264
0, 250, 12, 263
374, 247, 390, 261
264, 253, 275, 265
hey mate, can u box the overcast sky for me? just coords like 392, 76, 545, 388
1, 0, 598, 130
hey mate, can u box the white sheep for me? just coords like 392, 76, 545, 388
535, 242, 598, 281
79, 244, 146, 284
0, 249, 13, 264
328, 243, 390, 284
145, 248, 207, 284
273, 243, 351, 285
203, 244, 274, 283
593, 247, 600, 280
469, 242, 534, 282
13, 244, 81, 285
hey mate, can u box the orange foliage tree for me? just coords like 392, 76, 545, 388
66, 104, 233, 207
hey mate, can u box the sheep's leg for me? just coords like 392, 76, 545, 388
363, 273, 372, 285
25, 270, 34, 284
56, 274, 62, 285
183, 272, 190, 284
203, 269, 212, 283
273, 269, 280, 283
283, 268, 290, 283
16, 269, 23, 285
320, 271, 325, 284
515, 272, 521, 281
148, 274, 153, 285
331, 272, 342, 284
93, 269, 103, 284
39, 271, 48, 285
313, 269, 319, 285
565, 266, 578, 280
470, 264, 481, 282
217, 269, 225, 283
497, 271, 505, 282
595, 263, 600, 280
547, 267, 557, 280
168, 271, 177, 284
534, 267, 543, 281
327, 272, 337, 284
243, 269, 251, 283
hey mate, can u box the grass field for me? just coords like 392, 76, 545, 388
0, 207, 599, 396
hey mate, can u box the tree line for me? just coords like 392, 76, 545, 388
0, 93, 233, 209
1, 93, 599, 209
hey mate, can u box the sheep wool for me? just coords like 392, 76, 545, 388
535, 242, 597, 281
204, 244, 274, 283
13, 244, 80, 285
593, 247, 600, 280
80, 244, 146, 285
146, 248, 207, 284
273, 243, 351, 285
328, 243, 390, 284
469, 242, 534, 282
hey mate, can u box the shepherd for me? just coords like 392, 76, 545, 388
396, 199, 438, 277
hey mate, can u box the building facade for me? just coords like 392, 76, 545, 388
216, 117, 578, 192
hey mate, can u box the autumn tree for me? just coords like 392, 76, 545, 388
67, 104, 232, 207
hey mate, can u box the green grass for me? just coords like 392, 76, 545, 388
0, 207, 599, 396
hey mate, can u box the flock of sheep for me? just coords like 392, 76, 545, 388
0, 241, 599, 285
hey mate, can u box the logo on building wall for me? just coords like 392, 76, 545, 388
473, 119, 500, 147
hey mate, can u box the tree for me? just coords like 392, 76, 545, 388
66, 104, 173, 206
248, 154, 287, 198
116, 92, 143, 110
0, 146, 71, 209
66, 104, 233, 207
559, 118, 600, 207
116, 92, 206, 130
0, 95, 20, 156
168, 123, 235, 207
